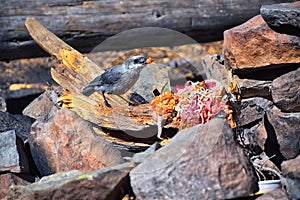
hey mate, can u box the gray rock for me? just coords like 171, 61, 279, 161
133, 63, 170, 102
7, 162, 135, 200
261, 2, 300, 37
239, 120, 268, 152
271, 67, 300, 112
130, 119, 258, 199
0, 113, 35, 175
202, 54, 229, 84
29, 109, 124, 176
0, 173, 30, 199
281, 154, 300, 200
0, 111, 33, 141
0, 96, 6, 112
238, 97, 274, 127
0, 130, 20, 173
267, 108, 300, 159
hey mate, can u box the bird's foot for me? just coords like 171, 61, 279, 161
104, 99, 112, 108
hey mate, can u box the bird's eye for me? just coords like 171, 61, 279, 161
134, 59, 139, 64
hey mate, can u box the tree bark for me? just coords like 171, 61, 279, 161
1, 0, 296, 61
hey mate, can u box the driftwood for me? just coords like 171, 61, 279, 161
1, 0, 296, 61
25, 18, 156, 136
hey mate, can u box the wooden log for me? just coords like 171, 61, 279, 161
1, 0, 296, 61
24, 17, 156, 133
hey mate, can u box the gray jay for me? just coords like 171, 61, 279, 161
82, 56, 154, 107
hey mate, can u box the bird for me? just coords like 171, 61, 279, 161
81, 55, 154, 107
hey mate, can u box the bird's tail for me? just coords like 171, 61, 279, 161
81, 86, 95, 96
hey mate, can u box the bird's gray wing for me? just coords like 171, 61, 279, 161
86, 66, 123, 87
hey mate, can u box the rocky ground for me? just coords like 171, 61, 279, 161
0, 1, 299, 200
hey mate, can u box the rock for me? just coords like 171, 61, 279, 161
235, 76, 272, 99
261, 2, 300, 37
23, 89, 59, 120
133, 63, 170, 102
7, 162, 134, 200
266, 108, 300, 159
271, 67, 300, 112
125, 142, 160, 164
239, 120, 268, 153
256, 188, 288, 200
0, 130, 20, 173
202, 54, 229, 84
0, 173, 30, 199
0, 111, 34, 141
223, 15, 300, 71
130, 119, 258, 199
281, 154, 300, 200
238, 97, 273, 127
0, 96, 6, 112
0, 113, 37, 176
29, 109, 124, 176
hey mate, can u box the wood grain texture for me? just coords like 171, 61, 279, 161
24, 18, 156, 135
1, 0, 296, 60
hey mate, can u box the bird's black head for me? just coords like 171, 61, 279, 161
123, 56, 153, 70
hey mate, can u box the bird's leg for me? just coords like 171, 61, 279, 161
102, 91, 112, 108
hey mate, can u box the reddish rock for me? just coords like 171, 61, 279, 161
266, 108, 300, 159
271, 67, 300, 112
23, 89, 59, 120
282, 154, 300, 179
261, 2, 300, 37
0, 173, 30, 199
281, 154, 300, 200
130, 119, 258, 199
29, 109, 124, 176
223, 15, 300, 70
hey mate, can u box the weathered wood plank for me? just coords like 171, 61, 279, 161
25, 17, 155, 132
1, 0, 296, 60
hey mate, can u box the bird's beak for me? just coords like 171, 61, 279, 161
145, 57, 154, 64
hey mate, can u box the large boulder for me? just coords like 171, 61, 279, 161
29, 109, 124, 176
130, 119, 258, 199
